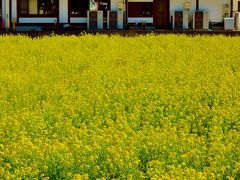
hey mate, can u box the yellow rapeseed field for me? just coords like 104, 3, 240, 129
0, 34, 239, 179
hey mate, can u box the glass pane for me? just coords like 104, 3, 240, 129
38, 0, 58, 15
29, 0, 38, 14
70, 0, 89, 16
128, 2, 152, 17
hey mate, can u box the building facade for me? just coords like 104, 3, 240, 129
0, 0, 239, 30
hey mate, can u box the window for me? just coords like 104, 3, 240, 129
69, 0, 110, 17
19, 0, 29, 15
38, 0, 58, 15
238, 1, 240, 12
128, 2, 152, 17
69, 0, 89, 16
142, 2, 152, 16
18, 0, 59, 16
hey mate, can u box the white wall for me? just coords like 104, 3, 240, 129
170, 0, 196, 12
199, 0, 231, 22
2, 0, 10, 28
233, 0, 238, 12
2, 0, 233, 27
111, 0, 126, 11
170, 0, 196, 23
170, 0, 232, 22
128, 17, 153, 23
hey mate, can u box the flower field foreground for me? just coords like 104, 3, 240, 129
0, 34, 239, 179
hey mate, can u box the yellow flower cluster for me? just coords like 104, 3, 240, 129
0, 34, 239, 179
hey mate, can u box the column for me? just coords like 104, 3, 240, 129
59, 0, 68, 23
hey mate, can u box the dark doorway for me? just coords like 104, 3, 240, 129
153, 0, 169, 29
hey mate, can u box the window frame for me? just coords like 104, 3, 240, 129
18, 0, 59, 17
68, 0, 111, 18
68, 0, 89, 17
128, 2, 153, 17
